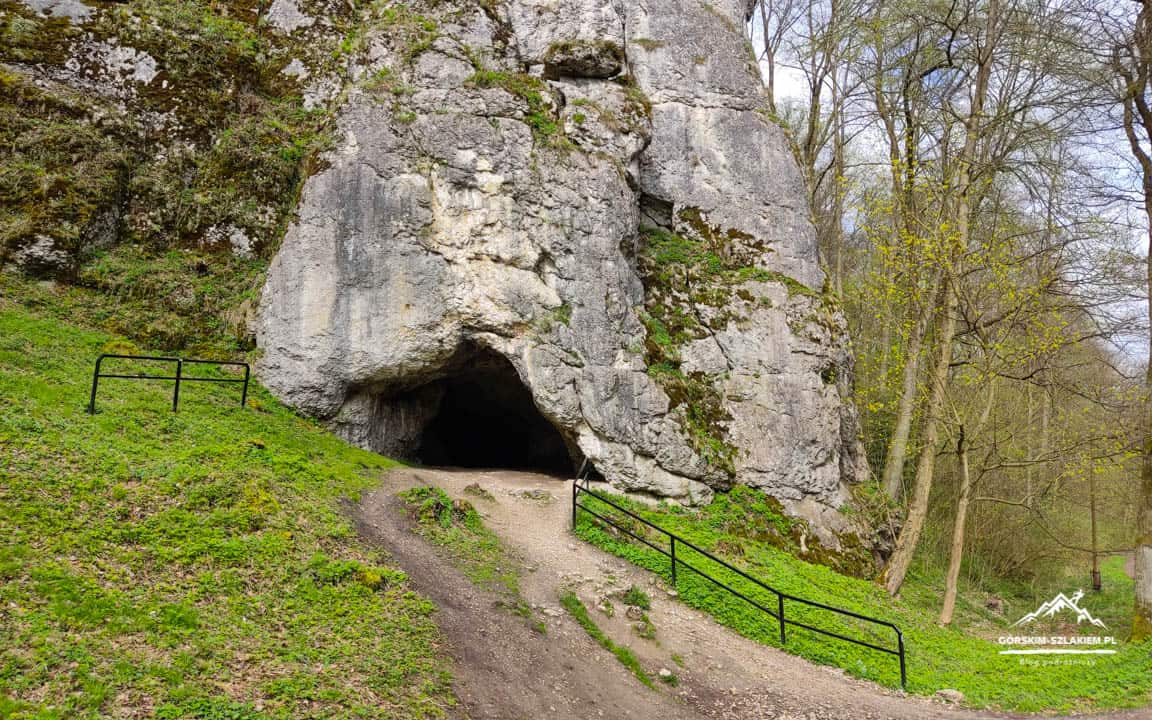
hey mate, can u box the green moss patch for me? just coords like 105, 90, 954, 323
635, 217, 826, 475
3, 247, 264, 356
399, 486, 520, 597
636, 225, 754, 475
0, 69, 130, 274
466, 69, 569, 148
0, 0, 79, 65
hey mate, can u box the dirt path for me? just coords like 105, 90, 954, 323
355, 468, 1147, 720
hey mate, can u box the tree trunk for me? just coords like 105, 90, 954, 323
939, 426, 972, 625
939, 381, 996, 625
1114, 0, 1152, 639
883, 0, 997, 597
1134, 189, 1152, 639
882, 280, 958, 596
880, 306, 933, 499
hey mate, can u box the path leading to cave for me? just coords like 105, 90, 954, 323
354, 468, 1137, 720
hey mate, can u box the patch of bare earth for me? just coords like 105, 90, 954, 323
354, 468, 1142, 720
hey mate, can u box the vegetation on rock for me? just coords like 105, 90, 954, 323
636, 221, 822, 476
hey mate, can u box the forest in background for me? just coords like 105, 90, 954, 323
746, 0, 1152, 630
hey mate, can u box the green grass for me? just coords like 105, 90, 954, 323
0, 302, 454, 718
398, 486, 519, 597
558, 591, 653, 689
619, 585, 651, 610
575, 490, 1152, 713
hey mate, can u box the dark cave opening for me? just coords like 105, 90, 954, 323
415, 350, 576, 476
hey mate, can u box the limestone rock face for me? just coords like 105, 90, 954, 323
258, 0, 869, 540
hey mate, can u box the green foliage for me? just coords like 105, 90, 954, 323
0, 305, 454, 718
155, 697, 267, 720
615, 75, 653, 118
559, 591, 654, 689
574, 490, 1152, 712
553, 303, 572, 326
619, 585, 651, 610
633, 612, 657, 640
364, 66, 416, 98
369, 4, 438, 62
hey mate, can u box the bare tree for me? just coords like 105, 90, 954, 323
1108, 0, 1152, 639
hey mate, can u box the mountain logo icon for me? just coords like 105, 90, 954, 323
1010, 589, 1107, 629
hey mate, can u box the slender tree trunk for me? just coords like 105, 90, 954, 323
883, 283, 958, 596
1025, 381, 1033, 499
940, 381, 996, 625
881, 306, 933, 499
830, 78, 847, 296
939, 426, 972, 625
1091, 468, 1101, 592
1035, 381, 1050, 507
1134, 190, 1152, 638
883, 0, 998, 597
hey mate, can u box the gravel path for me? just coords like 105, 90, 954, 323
354, 468, 1148, 720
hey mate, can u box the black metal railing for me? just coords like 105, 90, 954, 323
571, 473, 907, 688
87, 354, 250, 414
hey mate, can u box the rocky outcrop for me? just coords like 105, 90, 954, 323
1, 0, 359, 279
257, 0, 869, 541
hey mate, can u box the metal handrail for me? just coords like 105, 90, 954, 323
87, 354, 250, 414
571, 469, 906, 688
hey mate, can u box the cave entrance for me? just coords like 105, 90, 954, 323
415, 349, 575, 475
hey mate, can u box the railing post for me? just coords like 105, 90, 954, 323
897, 630, 906, 689
240, 363, 250, 407
172, 359, 182, 412
778, 593, 786, 645
572, 480, 578, 530
670, 536, 677, 588
87, 354, 105, 414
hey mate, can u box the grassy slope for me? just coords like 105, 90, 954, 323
0, 300, 454, 719
576, 490, 1152, 713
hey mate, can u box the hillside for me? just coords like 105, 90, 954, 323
575, 489, 1152, 712
0, 288, 454, 718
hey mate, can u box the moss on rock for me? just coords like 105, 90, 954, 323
0, 68, 131, 276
